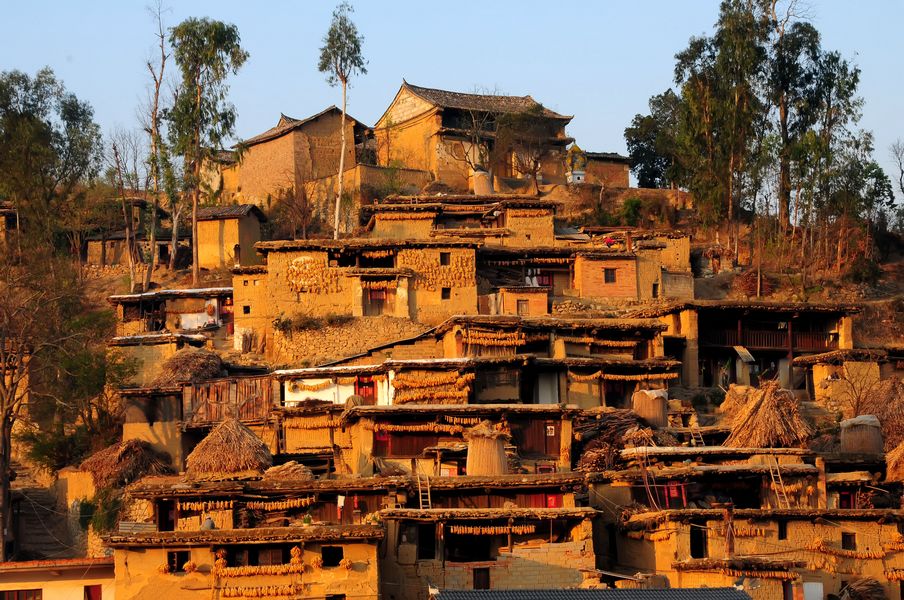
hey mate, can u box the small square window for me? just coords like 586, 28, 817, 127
516, 299, 529, 316
604, 268, 617, 284
441, 288, 451, 300
321, 546, 344, 567
242, 305, 250, 314
243, 279, 249, 286
841, 532, 856, 550
439, 252, 451, 266
167, 550, 191, 573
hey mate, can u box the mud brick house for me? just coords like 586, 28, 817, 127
628, 301, 858, 388
592, 444, 904, 600
792, 348, 902, 414
108, 287, 233, 338
223, 107, 367, 207
380, 507, 596, 598
0, 558, 114, 600
375, 81, 573, 191
364, 194, 559, 247
195, 204, 266, 269
108, 332, 209, 387
85, 198, 181, 267
231, 239, 478, 358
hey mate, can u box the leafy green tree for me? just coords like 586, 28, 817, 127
167, 18, 248, 285
318, 2, 367, 239
0, 68, 102, 249
624, 89, 682, 188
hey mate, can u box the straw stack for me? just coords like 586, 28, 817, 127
464, 421, 509, 476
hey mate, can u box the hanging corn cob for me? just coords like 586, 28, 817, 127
448, 524, 537, 535
245, 497, 316, 511
569, 370, 679, 382
289, 379, 333, 392
284, 416, 341, 430
368, 422, 464, 434
806, 539, 886, 559
220, 583, 302, 598
558, 336, 638, 347
216, 563, 305, 578
177, 500, 235, 512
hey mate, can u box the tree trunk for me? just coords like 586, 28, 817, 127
334, 81, 348, 240
191, 185, 200, 286
114, 144, 137, 293
0, 419, 10, 562
778, 94, 791, 230
169, 205, 180, 271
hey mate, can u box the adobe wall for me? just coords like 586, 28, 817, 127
498, 290, 548, 316
236, 132, 296, 206
0, 569, 114, 600
376, 90, 439, 174
585, 160, 630, 188
114, 541, 379, 600
197, 219, 239, 269
504, 210, 555, 246
116, 342, 181, 387
811, 361, 881, 415
382, 519, 594, 600
573, 257, 638, 300
371, 213, 436, 239
397, 248, 477, 324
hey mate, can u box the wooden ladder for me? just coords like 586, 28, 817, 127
768, 454, 791, 509
690, 428, 705, 447
417, 472, 432, 510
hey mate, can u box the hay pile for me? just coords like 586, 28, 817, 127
152, 347, 223, 387
80, 439, 172, 488
718, 384, 754, 418
464, 421, 509, 476
840, 578, 887, 600
885, 441, 904, 483
264, 461, 313, 481
186, 418, 272, 480
723, 381, 813, 448
574, 408, 676, 472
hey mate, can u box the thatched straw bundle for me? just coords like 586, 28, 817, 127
264, 461, 313, 481
840, 578, 888, 600
840, 415, 884, 455
885, 441, 904, 483
718, 384, 754, 418
574, 408, 678, 472
152, 347, 223, 387
723, 381, 813, 448
186, 418, 272, 480
80, 439, 172, 489
464, 421, 509, 476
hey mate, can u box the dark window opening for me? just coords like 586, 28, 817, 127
2, 592, 42, 600
326, 596, 346, 600
167, 550, 191, 573
446, 534, 492, 562
157, 500, 176, 532
782, 581, 793, 600
839, 491, 854, 509
535, 272, 554, 287
322, 546, 344, 567
652, 282, 659, 298
440, 252, 451, 266
418, 523, 437, 560
242, 305, 250, 314
84, 585, 102, 600
441, 287, 451, 300
689, 522, 708, 558
841, 532, 856, 551
604, 268, 617, 284
473, 567, 490, 590
516, 299, 529, 316
778, 520, 788, 540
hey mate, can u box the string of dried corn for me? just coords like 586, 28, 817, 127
507, 209, 551, 218
486, 258, 570, 266
885, 569, 904, 581
284, 416, 341, 430
245, 497, 316, 511
216, 563, 305, 578
286, 257, 340, 295
393, 372, 474, 390
717, 569, 797, 581
289, 380, 333, 392
646, 530, 675, 542
394, 389, 470, 404
569, 370, 679, 382
177, 500, 234, 512
558, 337, 638, 347
806, 540, 886, 560
337, 377, 357, 385
361, 279, 398, 290
361, 249, 395, 258
769, 481, 803, 494
369, 422, 464, 434
376, 212, 435, 221
220, 583, 301, 598
448, 524, 536, 535
443, 415, 481, 426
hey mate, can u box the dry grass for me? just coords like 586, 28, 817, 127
152, 347, 222, 387
724, 381, 813, 448
464, 420, 510, 441
574, 408, 677, 472
841, 578, 887, 600
80, 439, 172, 489
186, 418, 272, 479
264, 461, 313, 481
885, 441, 904, 483
860, 377, 904, 451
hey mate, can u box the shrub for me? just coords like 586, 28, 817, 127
843, 256, 883, 285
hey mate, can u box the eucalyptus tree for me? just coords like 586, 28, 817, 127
168, 18, 248, 285
318, 2, 366, 239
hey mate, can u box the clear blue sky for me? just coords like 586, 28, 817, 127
3, 1, 903, 187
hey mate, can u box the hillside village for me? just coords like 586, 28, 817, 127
1, 4, 904, 600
